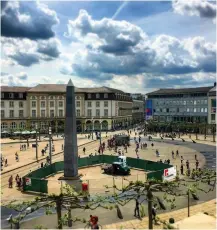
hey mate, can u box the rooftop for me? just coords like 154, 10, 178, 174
146, 86, 213, 96
1, 84, 128, 94
208, 86, 216, 96
0, 86, 31, 92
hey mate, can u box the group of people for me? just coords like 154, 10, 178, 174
180, 154, 200, 176
8, 175, 23, 189
134, 195, 158, 223
20, 144, 27, 151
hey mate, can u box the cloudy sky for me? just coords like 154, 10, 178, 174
1, 0, 216, 93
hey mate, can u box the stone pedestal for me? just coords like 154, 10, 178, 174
58, 175, 82, 192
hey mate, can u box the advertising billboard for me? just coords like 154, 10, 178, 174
162, 167, 177, 181
146, 99, 153, 120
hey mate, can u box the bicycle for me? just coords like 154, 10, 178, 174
84, 222, 103, 229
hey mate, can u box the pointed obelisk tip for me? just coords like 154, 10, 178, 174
67, 79, 74, 86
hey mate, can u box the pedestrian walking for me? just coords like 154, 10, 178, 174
41, 162, 44, 168
83, 147, 86, 155
152, 204, 157, 224
8, 175, 13, 188
176, 150, 179, 157
134, 196, 140, 218
195, 154, 197, 160
196, 160, 199, 170
172, 151, 175, 159
15, 174, 19, 186
180, 164, 184, 175
5, 158, 8, 167
167, 159, 170, 165
139, 136, 141, 143
186, 160, 189, 169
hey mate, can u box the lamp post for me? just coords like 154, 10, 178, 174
35, 124, 38, 161
49, 126, 52, 164
99, 121, 102, 146
92, 118, 94, 140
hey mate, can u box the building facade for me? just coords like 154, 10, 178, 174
1, 85, 133, 133
208, 85, 216, 124
1, 87, 30, 131
146, 86, 214, 123
132, 100, 144, 124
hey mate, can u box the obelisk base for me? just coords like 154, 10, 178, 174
58, 175, 82, 192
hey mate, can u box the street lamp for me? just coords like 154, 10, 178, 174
35, 124, 38, 161
49, 126, 52, 164
92, 118, 94, 140
99, 121, 102, 146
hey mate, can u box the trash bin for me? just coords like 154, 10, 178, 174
82, 183, 88, 191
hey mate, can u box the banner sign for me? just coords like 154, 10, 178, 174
26, 178, 31, 186
162, 167, 177, 181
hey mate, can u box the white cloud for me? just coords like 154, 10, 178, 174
172, 0, 216, 21
62, 10, 216, 81
1, 72, 28, 86
1, 37, 61, 67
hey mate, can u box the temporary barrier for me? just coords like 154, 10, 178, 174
23, 155, 173, 194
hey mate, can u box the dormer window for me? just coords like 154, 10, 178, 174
96, 93, 100, 99
104, 93, 108, 98
9, 93, 14, 98
88, 94, 91, 99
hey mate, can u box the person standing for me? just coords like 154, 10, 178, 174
134, 196, 140, 218
176, 150, 179, 157
8, 175, 13, 188
186, 160, 190, 170
171, 151, 174, 159
83, 147, 86, 155
196, 160, 199, 170
152, 204, 157, 224
5, 158, 8, 167
180, 164, 184, 175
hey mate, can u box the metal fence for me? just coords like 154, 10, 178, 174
23, 155, 171, 194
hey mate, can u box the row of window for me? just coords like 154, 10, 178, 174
87, 101, 108, 107
87, 109, 108, 117
30, 96, 65, 100
156, 99, 208, 105
87, 93, 108, 99
30, 101, 109, 108
1, 110, 24, 118
1, 93, 24, 99
1, 122, 25, 129
31, 100, 64, 108
30, 109, 109, 118
154, 108, 208, 113
31, 109, 63, 118
1, 101, 24, 108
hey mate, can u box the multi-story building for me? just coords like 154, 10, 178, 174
132, 100, 144, 124
1, 86, 30, 131
146, 86, 214, 123
208, 83, 216, 124
1, 84, 133, 132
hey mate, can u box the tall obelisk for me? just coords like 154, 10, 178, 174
63, 79, 78, 178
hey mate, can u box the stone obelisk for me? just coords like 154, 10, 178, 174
63, 79, 78, 178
